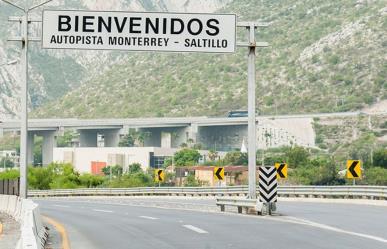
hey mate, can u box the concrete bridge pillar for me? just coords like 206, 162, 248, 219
27, 132, 34, 165
103, 129, 121, 147
187, 124, 198, 143
79, 130, 98, 147
41, 131, 56, 166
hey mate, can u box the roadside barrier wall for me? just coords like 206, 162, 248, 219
0, 194, 47, 249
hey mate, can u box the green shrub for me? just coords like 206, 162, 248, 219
224, 151, 248, 165
373, 149, 387, 169
79, 173, 104, 188
0, 169, 19, 180
364, 167, 387, 185
174, 148, 201, 167
108, 172, 153, 188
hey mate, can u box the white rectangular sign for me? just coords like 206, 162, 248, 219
42, 10, 236, 53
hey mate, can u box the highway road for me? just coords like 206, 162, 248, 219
35, 197, 387, 249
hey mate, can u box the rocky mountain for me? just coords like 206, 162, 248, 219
0, 0, 386, 120
0, 0, 231, 119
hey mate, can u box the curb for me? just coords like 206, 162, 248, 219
42, 216, 71, 249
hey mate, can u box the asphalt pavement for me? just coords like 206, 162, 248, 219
35, 197, 387, 249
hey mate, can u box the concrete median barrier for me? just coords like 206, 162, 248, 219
0, 195, 47, 249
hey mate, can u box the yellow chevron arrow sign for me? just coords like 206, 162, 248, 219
214, 167, 225, 181
275, 163, 288, 179
155, 169, 165, 182
346, 160, 362, 179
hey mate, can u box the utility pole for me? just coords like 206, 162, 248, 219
1, 0, 53, 199
237, 22, 268, 199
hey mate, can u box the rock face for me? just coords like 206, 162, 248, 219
0, 0, 231, 119
1, 0, 386, 121
82, 0, 231, 12
0, 45, 21, 119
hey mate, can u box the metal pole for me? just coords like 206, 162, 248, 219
1, 0, 53, 198
247, 25, 257, 199
19, 9, 28, 199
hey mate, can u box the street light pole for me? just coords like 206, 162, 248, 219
1, 0, 53, 199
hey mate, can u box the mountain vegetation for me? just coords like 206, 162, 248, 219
0, 0, 230, 118
29, 0, 387, 118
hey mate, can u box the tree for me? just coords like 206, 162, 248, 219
0, 158, 15, 168
187, 138, 195, 147
33, 137, 43, 166
184, 173, 201, 187
174, 148, 201, 167
208, 150, 219, 161
118, 129, 151, 147
290, 156, 344, 185
102, 165, 123, 178
136, 131, 151, 146
285, 146, 310, 168
128, 163, 142, 174
48, 163, 81, 189
364, 167, 387, 185
28, 166, 53, 190
348, 133, 377, 167
224, 151, 248, 165
119, 133, 135, 147
373, 148, 387, 169
57, 130, 77, 147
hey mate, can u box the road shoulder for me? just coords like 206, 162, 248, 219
0, 212, 20, 249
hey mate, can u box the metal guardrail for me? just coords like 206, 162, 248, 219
216, 197, 257, 213
28, 185, 387, 200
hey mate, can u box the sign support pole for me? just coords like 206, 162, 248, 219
247, 25, 257, 199
2, 0, 53, 199
237, 22, 268, 199
19, 10, 28, 199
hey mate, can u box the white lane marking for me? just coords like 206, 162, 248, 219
53, 204, 70, 208
183, 225, 208, 234
92, 209, 114, 213
139, 216, 159, 220
272, 216, 387, 244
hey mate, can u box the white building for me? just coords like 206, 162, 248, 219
53, 147, 226, 174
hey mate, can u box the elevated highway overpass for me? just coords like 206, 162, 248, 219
0, 111, 374, 131
0, 111, 385, 166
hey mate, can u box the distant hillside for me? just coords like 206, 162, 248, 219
6, 0, 387, 118
0, 0, 230, 119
